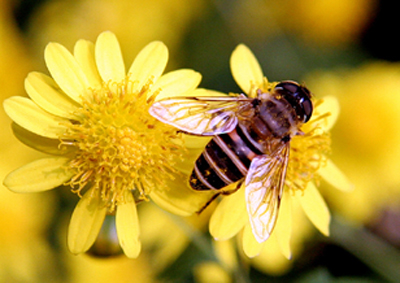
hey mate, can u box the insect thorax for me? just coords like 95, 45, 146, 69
249, 95, 299, 144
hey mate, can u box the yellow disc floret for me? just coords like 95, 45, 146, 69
286, 99, 331, 192
61, 78, 184, 211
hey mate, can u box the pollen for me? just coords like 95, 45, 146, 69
60, 78, 184, 211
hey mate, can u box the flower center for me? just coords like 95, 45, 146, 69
285, 99, 331, 192
61, 78, 184, 211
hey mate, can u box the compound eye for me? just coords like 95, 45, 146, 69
275, 81, 298, 94
295, 86, 313, 123
301, 95, 313, 123
275, 81, 313, 123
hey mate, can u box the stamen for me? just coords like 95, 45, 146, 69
60, 77, 184, 212
286, 100, 331, 193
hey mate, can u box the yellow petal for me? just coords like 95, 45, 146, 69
11, 123, 74, 156
274, 191, 292, 259
173, 149, 201, 176
152, 69, 201, 100
209, 186, 247, 240
128, 41, 168, 92
25, 72, 79, 119
312, 95, 340, 131
68, 188, 107, 254
3, 96, 69, 139
230, 44, 264, 95
116, 191, 141, 258
3, 157, 73, 193
319, 159, 354, 192
251, 234, 293, 276
74, 39, 102, 89
297, 183, 331, 236
182, 134, 211, 150
95, 31, 125, 83
242, 224, 264, 257
45, 42, 90, 103
150, 177, 215, 216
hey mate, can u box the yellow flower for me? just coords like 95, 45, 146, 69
305, 62, 400, 224
3, 31, 211, 258
208, 44, 352, 262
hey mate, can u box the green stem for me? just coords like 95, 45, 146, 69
158, 207, 216, 261
330, 216, 400, 283
158, 206, 252, 283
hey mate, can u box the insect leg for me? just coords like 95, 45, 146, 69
196, 192, 221, 214
196, 181, 243, 214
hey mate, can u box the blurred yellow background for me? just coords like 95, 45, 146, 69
2, 0, 400, 282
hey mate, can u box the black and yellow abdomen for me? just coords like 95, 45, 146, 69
189, 124, 264, 191
189, 94, 298, 191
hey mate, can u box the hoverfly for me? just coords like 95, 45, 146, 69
149, 81, 313, 242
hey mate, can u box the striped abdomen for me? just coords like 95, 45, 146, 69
189, 124, 264, 191
189, 96, 297, 191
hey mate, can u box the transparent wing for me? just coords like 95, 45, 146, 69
149, 95, 254, 135
244, 143, 289, 243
